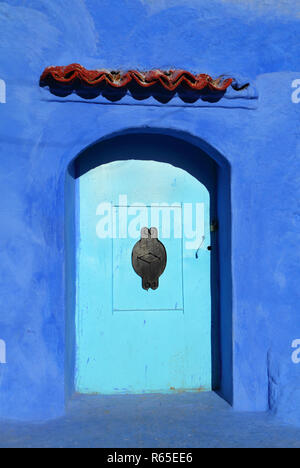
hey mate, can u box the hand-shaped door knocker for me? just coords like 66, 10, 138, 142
132, 227, 167, 290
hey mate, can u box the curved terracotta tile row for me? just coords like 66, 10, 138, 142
39, 64, 236, 103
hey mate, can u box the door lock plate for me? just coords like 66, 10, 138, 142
132, 227, 167, 290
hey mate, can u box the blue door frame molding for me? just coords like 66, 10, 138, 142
65, 130, 232, 404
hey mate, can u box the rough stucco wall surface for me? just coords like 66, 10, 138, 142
0, 0, 299, 423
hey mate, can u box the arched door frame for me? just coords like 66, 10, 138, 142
65, 128, 233, 406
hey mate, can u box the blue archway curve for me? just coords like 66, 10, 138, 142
64, 127, 233, 406
67, 127, 231, 171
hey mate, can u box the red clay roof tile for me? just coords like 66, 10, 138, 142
40, 63, 234, 102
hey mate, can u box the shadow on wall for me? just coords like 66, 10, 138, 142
64, 130, 233, 405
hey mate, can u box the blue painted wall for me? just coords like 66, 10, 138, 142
0, 0, 299, 423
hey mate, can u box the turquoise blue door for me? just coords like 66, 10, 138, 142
75, 160, 212, 393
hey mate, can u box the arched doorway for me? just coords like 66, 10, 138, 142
65, 132, 232, 402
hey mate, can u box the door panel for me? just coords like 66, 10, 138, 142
113, 205, 183, 311
75, 160, 211, 394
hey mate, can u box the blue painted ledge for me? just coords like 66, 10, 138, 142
39, 81, 258, 110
